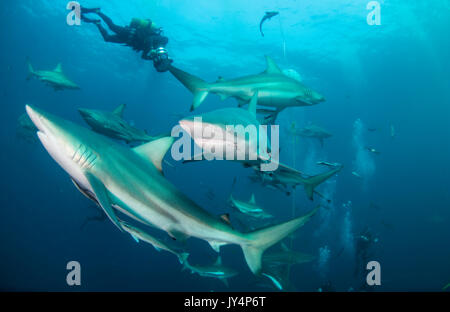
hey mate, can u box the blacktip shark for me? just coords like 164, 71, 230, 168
120, 221, 188, 263
260, 243, 315, 291
263, 163, 343, 201
259, 11, 279, 37
263, 243, 316, 267
169, 55, 325, 111
27, 60, 80, 91
290, 123, 333, 147
179, 254, 238, 287
26, 104, 318, 275
178, 92, 278, 172
229, 193, 273, 219
78, 104, 158, 144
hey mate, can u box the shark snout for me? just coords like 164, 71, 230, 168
78, 108, 93, 119
313, 92, 325, 103
179, 119, 196, 136
26, 105, 49, 134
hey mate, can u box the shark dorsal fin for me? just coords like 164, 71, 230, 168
249, 193, 256, 204
264, 56, 282, 75
112, 104, 126, 117
133, 137, 175, 173
214, 256, 222, 266
248, 91, 258, 117
54, 63, 63, 73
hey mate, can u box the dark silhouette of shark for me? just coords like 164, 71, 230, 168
260, 11, 279, 37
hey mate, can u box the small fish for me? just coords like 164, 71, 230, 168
366, 147, 381, 155
259, 11, 279, 37
390, 123, 396, 138
317, 161, 341, 168
352, 171, 362, 178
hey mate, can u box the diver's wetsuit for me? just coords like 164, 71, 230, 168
81, 8, 172, 72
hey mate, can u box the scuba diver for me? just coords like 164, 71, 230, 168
80, 7, 173, 72
354, 226, 379, 290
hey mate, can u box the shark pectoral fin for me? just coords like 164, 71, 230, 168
85, 173, 123, 232
220, 277, 230, 288
248, 91, 258, 117
133, 136, 175, 172
264, 56, 283, 75
208, 240, 225, 253
112, 103, 126, 117
192, 91, 209, 111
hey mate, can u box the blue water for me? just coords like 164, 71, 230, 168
1, 0, 449, 291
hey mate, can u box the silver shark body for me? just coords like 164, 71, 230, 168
178, 92, 275, 170
179, 254, 237, 286
290, 124, 332, 146
27, 61, 80, 91
121, 221, 188, 263
229, 194, 273, 219
169, 56, 325, 111
78, 104, 156, 144
26, 105, 318, 275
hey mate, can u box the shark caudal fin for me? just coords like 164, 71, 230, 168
168, 65, 210, 111
301, 166, 343, 200
240, 206, 319, 275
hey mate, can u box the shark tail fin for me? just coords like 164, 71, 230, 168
168, 65, 210, 111
301, 166, 343, 200
240, 206, 319, 275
